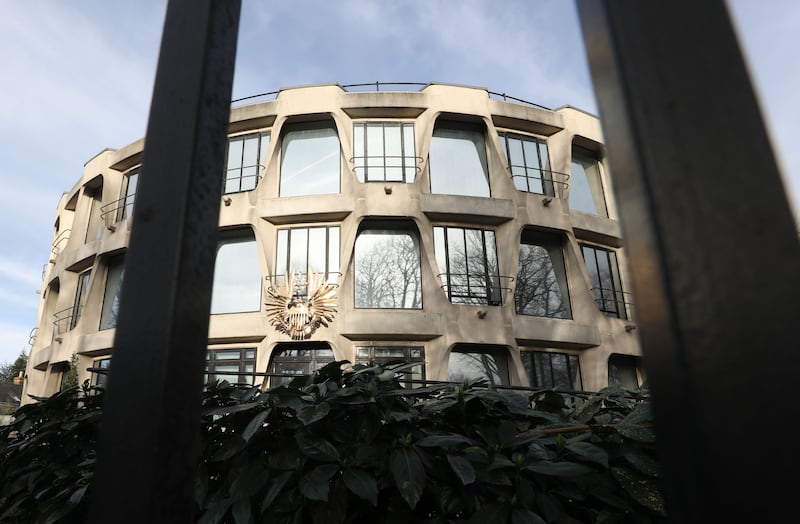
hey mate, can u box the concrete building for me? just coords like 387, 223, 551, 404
22, 83, 643, 401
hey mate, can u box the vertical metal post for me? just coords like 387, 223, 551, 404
88, 1, 240, 522
577, 1, 800, 522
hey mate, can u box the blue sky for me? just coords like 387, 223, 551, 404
0, 0, 797, 366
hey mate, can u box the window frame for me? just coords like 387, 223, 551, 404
353, 121, 417, 183
434, 225, 502, 306
119, 168, 139, 221
514, 230, 572, 319
205, 347, 257, 386
224, 130, 271, 194
355, 345, 425, 387
521, 350, 583, 390
580, 243, 628, 320
275, 225, 340, 296
498, 131, 555, 196
268, 343, 335, 386
99, 254, 125, 330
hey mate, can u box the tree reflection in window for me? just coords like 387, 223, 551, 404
434, 226, 501, 305
515, 231, 571, 318
447, 346, 508, 386
268, 343, 335, 386
355, 226, 421, 309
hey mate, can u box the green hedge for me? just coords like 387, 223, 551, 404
0, 362, 665, 523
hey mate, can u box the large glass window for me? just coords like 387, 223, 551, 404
353, 122, 416, 183
206, 348, 257, 385
280, 122, 340, 197
100, 255, 125, 330
521, 350, 583, 390
275, 226, 340, 295
210, 230, 261, 314
499, 132, 553, 195
355, 345, 425, 388
581, 244, 628, 320
429, 122, 490, 197
69, 269, 91, 330
268, 343, 335, 386
570, 146, 608, 216
120, 169, 139, 221
354, 225, 421, 309
515, 231, 571, 319
434, 226, 501, 305
85, 185, 103, 243
225, 131, 270, 194
447, 345, 509, 386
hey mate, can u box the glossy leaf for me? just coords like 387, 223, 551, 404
343, 467, 379, 506
390, 447, 425, 509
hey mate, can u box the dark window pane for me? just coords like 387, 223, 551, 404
515, 233, 571, 318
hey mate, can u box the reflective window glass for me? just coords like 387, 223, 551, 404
275, 226, 340, 294
447, 347, 508, 386
268, 343, 335, 386
280, 123, 340, 197
100, 255, 125, 330
355, 345, 425, 387
70, 269, 91, 330
608, 354, 642, 390
120, 169, 139, 221
570, 146, 608, 216
206, 348, 257, 385
210, 231, 261, 314
515, 231, 571, 318
429, 123, 489, 197
355, 226, 421, 309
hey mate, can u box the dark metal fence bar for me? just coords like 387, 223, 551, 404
576, 1, 800, 522
87, 1, 241, 523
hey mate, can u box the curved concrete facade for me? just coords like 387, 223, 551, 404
23, 83, 643, 400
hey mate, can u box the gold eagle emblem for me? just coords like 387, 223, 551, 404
265, 272, 338, 340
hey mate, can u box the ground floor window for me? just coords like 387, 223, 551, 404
521, 350, 582, 390
447, 344, 509, 386
608, 354, 642, 390
355, 345, 425, 387
206, 348, 257, 385
91, 357, 111, 389
268, 342, 335, 386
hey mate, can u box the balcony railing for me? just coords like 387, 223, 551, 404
438, 273, 514, 306
350, 155, 424, 183
52, 305, 82, 341
509, 168, 570, 200
100, 194, 135, 231
50, 229, 71, 261
591, 286, 635, 321
223, 163, 265, 194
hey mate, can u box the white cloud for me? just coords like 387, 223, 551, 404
0, 257, 43, 289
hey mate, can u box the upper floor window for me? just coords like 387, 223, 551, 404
581, 244, 628, 320
354, 224, 422, 309
521, 350, 583, 390
70, 269, 91, 330
206, 348, 257, 385
448, 345, 509, 386
499, 132, 554, 196
225, 131, 270, 194
120, 169, 139, 221
570, 146, 608, 217
280, 122, 340, 197
429, 121, 490, 197
353, 122, 417, 183
100, 255, 125, 330
210, 230, 261, 314
84, 184, 103, 243
355, 345, 425, 388
515, 231, 571, 319
275, 225, 340, 296
434, 226, 502, 305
